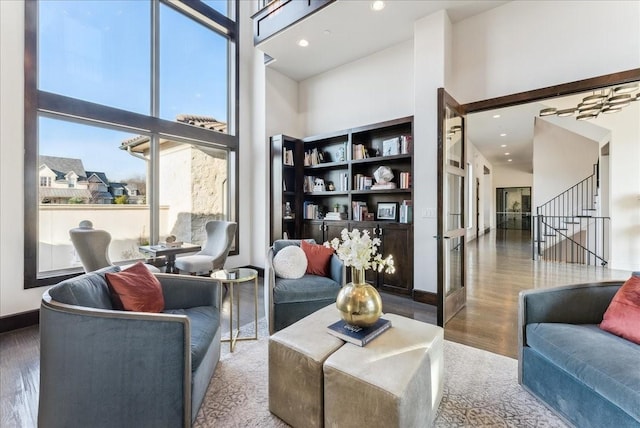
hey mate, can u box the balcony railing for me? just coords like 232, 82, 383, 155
252, 0, 335, 45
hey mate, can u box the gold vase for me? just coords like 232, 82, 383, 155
336, 267, 382, 327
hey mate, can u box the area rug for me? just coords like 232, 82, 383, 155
194, 319, 567, 427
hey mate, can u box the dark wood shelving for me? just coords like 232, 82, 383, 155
270, 116, 414, 295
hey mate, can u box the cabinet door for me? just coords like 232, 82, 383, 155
378, 223, 413, 294
323, 221, 348, 244
302, 220, 325, 243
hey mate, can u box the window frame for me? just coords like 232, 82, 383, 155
24, 0, 240, 288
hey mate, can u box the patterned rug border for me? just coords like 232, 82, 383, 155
194, 318, 567, 428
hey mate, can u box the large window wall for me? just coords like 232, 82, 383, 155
25, 0, 238, 287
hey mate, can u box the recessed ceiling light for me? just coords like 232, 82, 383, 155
493, 114, 501, 119
500, 144, 507, 148
371, 1, 385, 11
504, 152, 510, 156
500, 133, 507, 137
508, 159, 513, 162
297, 39, 309, 47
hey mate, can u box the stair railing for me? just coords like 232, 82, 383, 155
532, 162, 609, 266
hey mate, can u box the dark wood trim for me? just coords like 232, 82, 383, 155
0, 310, 40, 334
463, 68, 640, 113
24, 0, 38, 289
413, 290, 437, 305
436, 88, 445, 326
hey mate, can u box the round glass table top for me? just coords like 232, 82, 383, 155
211, 268, 258, 283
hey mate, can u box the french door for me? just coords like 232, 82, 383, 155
437, 88, 466, 326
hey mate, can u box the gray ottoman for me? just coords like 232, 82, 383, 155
269, 304, 344, 428
323, 313, 444, 428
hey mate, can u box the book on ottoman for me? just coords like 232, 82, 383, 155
326, 318, 391, 346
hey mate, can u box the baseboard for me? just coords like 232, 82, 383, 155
0, 309, 40, 334
413, 290, 437, 305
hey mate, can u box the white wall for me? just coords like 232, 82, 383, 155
493, 165, 533, 188
532, 118, 600, 209
299, 39, 414, 135
451, 1, 640, 103
467, 141, 494, 239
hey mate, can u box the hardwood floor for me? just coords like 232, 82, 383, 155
445, 229, 630, 358
1, 230, 631, 426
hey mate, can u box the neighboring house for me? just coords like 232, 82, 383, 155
39, 155, 140, 204
39, 155, 91, 204
86, 171, 114, 204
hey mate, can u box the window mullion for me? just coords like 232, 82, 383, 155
150, 0, 160, 245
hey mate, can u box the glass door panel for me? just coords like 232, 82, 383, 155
437, 88, 466, 326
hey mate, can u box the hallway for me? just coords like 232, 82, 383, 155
445, 229, 631, 358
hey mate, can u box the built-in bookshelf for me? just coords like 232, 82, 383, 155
270, 116, 414, 294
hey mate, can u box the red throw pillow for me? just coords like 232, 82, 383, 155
301, 240, 334, 277
105, 262, 164, 313
599, 275, 640, 344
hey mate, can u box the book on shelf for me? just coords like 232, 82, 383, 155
283, 148, 295, 166
353, 174, 373, 190
399, 171, 411, 189
304, 148, 324, 166
326, 318, 392, 346
352, 201, 368, 221
400, 135, 412, 154
303, 201, 319, 219
303, 176, 316, 193
353, 144, 369, 160
339, 173, 349, 191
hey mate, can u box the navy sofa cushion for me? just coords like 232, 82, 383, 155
165, 306, 219, 371
274, 274, 341, 304
48, 265, 120, 309
526, 322, 640, 421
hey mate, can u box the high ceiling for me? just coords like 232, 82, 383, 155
256, 0, 508, 82
255, 1, 637, 172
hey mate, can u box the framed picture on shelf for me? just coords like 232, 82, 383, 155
376, 202, 398, 221
382, 137, 400, 156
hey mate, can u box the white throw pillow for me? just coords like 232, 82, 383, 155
273, 245, 308, 279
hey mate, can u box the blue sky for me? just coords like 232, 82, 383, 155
38, 0, 228, 182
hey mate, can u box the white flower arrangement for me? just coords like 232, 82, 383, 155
325, 228, 395, 274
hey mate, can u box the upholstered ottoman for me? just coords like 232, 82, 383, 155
269, 304, 344, 428
323, 313, 444, 428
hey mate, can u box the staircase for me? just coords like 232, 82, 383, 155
532, 162, 609, 266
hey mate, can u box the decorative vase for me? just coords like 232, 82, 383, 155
336, 267, 382, 327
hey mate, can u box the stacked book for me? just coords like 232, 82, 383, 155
325, 211, 347, 221
326, 318, 392, 346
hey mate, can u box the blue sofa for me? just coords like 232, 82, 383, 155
518, 281, 640, 428
38, 266, 221, 428
265, 239, 345, 334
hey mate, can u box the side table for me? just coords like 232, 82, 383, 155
211, 268, 258, 352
